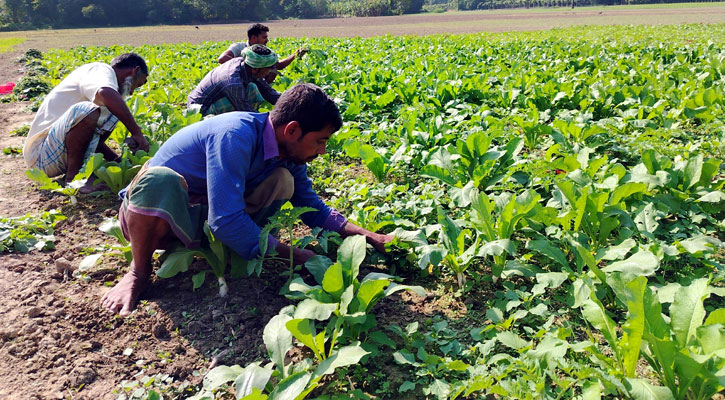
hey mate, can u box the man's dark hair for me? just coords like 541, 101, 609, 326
271, 83, 342, 136
247, 23, 269, 39
250, 44, 272, 56
110, 53, 148, 76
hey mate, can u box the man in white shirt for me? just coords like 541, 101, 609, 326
24, 53, 150, 186
216, 23, 307, 84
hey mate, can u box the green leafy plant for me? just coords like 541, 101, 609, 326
94, 157, 142, 194
26, 153, 103, 205
578, 274, 725, 399
156, 222, 245, 297
0, 210, 65, 253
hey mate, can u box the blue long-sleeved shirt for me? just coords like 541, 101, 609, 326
145, 112, 347, 259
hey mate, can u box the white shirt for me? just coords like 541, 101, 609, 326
227, 41, 249, 58
27, 62, 118, 139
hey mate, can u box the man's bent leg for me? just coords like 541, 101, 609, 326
101, 211, 170, 316
64, 108, 100, 183
246, 167, 294, 226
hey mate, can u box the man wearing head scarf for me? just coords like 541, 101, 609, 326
217, 23, 308, 84
188, 45, 280, 116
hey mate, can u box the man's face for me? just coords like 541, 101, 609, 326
250, 66, 271, 80
131, 71, 148, 94
121, 69, 148, 98
281, 123, 335, 165
249, 32, 269, 45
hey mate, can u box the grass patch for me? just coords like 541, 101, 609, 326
0, 37, 25, 54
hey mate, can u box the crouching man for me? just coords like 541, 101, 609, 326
102, 83, 392, 316
188, 45, 280, 116
23, 53, 150, 188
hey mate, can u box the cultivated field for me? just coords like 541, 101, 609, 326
1, 5, 725, 400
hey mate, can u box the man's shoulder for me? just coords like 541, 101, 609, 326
76, 62, 113, 73
215, 57, 244, 77
198, 112, 267, 136
228, 42, 248, 56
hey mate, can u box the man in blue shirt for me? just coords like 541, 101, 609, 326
102, 83, 392, 316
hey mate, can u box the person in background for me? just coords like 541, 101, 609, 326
217, 23, 308, 84
188, 45, 280, 116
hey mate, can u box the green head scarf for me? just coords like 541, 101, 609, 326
242, 44, 278, 69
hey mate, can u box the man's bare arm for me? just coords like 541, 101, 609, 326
96, 87, 149, 152
218, 50, 235, 64
275, 48, 308, 70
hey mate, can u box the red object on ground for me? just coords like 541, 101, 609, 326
0, 82, 15, 95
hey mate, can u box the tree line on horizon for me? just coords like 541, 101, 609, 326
0, 0, 720, 31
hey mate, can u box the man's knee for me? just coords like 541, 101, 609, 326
269, 168, 294, 200
66, 108, 100, 144
80, 108, 101, 129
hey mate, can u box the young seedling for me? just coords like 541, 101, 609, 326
26, 153, 103, 205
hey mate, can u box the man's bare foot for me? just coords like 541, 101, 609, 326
101, 269, 148, 316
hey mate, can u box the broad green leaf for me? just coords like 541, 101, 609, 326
392, 349, 419, 366
478, 239, 515, 257
620, 277, 647, 377
582, 298, 618, 352
192, 271, 206, 290
234, 364, 273, 399
672, 351, 721, 399
573, 278, 592, 308
596, 238, 636, 261
683, 153, 704, 190
497, 331, 529, 350
354, 279, 390, 313
626, 378, 674, 400
678, 235, 721, 256
602, 251, 659, 279
425, 379, 450, 400
338, 235, 366, 286
267, 371, 311, 400
204, 223, 227, 273
581, 379, 602, 400
383, 283, 427, 298
634, 203, 659, 235
203, 365, 244, 390
312, 345, 369, 378
609, 182, 647, 205
527, 239, 569, 269
671, 278, 709, 347
99, 217, 127, 245
285, 319, 321, 360
399, 381, 415, 393
531, 272, 568, 297
697, 324, 725, 355
263, 314, 293, 371
321, 262, 344, 299
239, 388, 268, 400
294, 299, 337, 321
304, 255, 333, 285
705, 309, 725, 326
156, 248, 197, 278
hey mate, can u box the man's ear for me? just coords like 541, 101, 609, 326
283, 121, 301, 138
